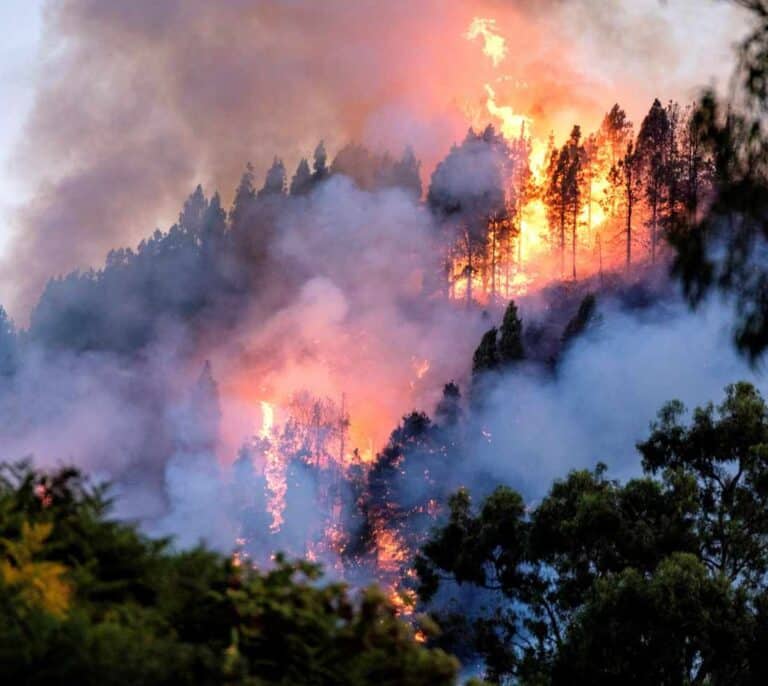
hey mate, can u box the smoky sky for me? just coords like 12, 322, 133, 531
0, 0, 749, 319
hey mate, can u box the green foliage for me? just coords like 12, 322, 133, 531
228, 555, 458, 685
0, 461, 459, 685
637, 381, 768, 588
1, 521, 71, 617
670, 1, 768, 358
554, 553, 748, 685
417, 383, 768, 684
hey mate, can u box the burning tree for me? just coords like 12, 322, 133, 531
544, 126, 587, 279
428, 125, 519, 304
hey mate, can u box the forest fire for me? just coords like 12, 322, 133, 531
443, 18, 663, 304
0, 0, 723, 643
2, 0, 763, 680
214, 16, 715, 587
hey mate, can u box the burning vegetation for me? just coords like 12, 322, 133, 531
0, 17, 719, 607
6, 2, 768, 682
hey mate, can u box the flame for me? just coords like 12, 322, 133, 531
484, 84, 531, 139
409, 357, 431, 389
259, 401, 286, 532
375, 525, 408, 574
447, 16, 634, 301
464, 17, 508, 67
414, 358, 430, 380
223, 13, 661, 591
259, 400, 274, 439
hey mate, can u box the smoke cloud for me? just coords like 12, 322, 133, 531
1, 0, 749, 316
473, 296, 759, 498
0, 0, 759, 564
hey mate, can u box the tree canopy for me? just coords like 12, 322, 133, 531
0, 461, 459, 685
416, 382, 768, 685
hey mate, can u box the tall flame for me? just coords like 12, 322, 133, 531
259, 401, 286, 532
464, 17, 508, 67
259, 400, 274, 439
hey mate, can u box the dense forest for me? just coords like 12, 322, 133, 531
4, 0, 768, 684
0, 93, 710, 365
5, 379, 768, 684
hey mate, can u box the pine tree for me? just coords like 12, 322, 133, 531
258, 158, 287, 197
178, 185, 208, 238
637, 99, 672, 262
610, 142, 643, 269
566, 126, 587, 279
599, 104, 633, 171
312, 141, 329, 183
393, 146, 423, 198
202, 192, 226, 246
435, 382, 462, 427
472, 327, 499, 375
498, 300, 525, 364
428, 126, 511, 304
678, 104, 712, 224
180, 360, 221, 458
597, 105, 633, 218
562, 293, 598, 346
0, 307, 17, 377
546, 127, 585, 278
545, 141, 569, 275
290, 158, 313, 196
230, 163, 256, 232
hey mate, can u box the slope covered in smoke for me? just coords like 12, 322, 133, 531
0, 143, 759, 565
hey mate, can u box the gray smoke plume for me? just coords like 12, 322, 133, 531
1, 0, 748, 317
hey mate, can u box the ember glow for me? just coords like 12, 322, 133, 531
443, 17, 643, 304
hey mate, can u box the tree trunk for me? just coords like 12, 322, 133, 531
559, 206, 566, 277
490, 219, 497, 301
626, 195, 633, 270
465, 229, 473, 307
572, 203, 578, 280
597, 230, 603, 284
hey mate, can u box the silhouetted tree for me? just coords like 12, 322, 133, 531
561, 293, 598, 347
472, 327, 499, 375
258, 158, 287, 197
610, 141, 643, 269
178, 185, 208, 239
546, 126, 586, 278
312, 141, 329, 183
290, 158, 313, 196
392, 146, 423, 198
636, 99, 672, 262
435, 382, 463, 427
0, 462, 458, 685
498, 300, 525, 364
670, 0, 768, 358
230, 163, 257, 233
428, 126, 512, 303
0, 307, 18, 378
417, 382, 768, 684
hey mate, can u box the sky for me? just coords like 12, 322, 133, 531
0, 0, 43, 256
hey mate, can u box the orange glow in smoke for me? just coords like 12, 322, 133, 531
447, 17, 628, 304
